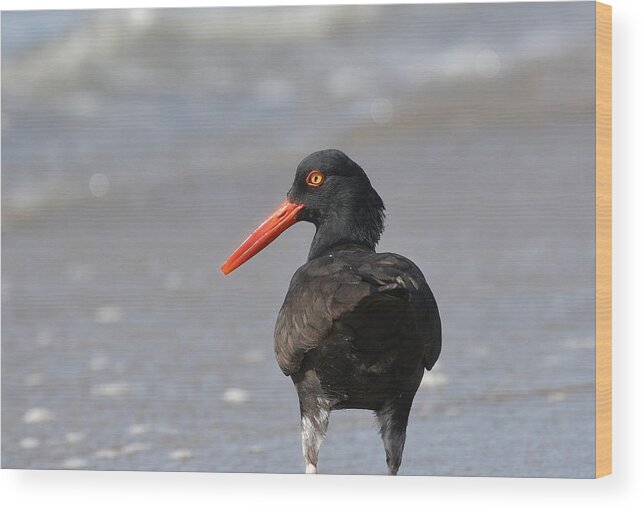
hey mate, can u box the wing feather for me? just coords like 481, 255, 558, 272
274, 250, 441, 375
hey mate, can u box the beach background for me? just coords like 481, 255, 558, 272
2, 2, 596, 476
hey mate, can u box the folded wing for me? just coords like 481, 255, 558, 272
274, 250, 441, 376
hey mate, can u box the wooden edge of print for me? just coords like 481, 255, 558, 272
595, 1, 612, 479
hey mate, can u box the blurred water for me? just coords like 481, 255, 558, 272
1, 3, 596, 477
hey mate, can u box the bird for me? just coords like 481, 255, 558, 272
221, 149, 441, 475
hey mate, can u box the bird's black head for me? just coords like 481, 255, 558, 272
287, 149, 385, 259
221, 150, 385, 274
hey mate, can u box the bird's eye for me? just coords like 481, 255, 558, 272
306, 170, 325, 187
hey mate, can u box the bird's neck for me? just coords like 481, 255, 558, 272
307, 201, 385, 261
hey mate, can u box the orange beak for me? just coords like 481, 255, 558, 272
221, 199, 304, 275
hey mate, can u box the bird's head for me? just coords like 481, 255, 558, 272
221, 149, 385, 275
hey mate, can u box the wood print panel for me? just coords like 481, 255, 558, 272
595, 1, 612, 479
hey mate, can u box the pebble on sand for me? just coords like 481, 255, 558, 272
420, 371, 449, 388
547, 391, 567, 403
128, 424, 150, 435
23, 407, 54, 424
19, 437, 40, 449
169, 449, 192, 461
62, 458, 88, 469
65, 432, 86, 444
222, 388, 250, 404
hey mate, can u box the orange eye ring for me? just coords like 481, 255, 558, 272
306, 170, 325, 187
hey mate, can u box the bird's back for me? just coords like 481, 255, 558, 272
275, 244, 441, 410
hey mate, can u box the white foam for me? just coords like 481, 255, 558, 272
128, 424, 150, 435
547, 391, 567, 403
168, 449, 192, 461
62, 458, 88, 469
94, 448, 118, 459
222, 388, 250, 404
420, 372, 449, 389
23, 407, 54, 424
65, 432, 86, 444
19, 437, 40, 449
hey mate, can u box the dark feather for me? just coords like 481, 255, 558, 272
274, 245, 441, 406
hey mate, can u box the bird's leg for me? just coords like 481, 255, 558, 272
376, 400, 412, 475
300, 401, 330, 474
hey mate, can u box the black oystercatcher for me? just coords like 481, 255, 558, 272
221, 149, 441, 475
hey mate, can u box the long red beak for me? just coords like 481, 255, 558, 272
221, 199, 303, 275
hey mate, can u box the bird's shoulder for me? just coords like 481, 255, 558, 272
274, 247, 439, 375
278, 248, 428, 326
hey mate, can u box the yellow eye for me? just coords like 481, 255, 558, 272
306, 170, 325, 187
